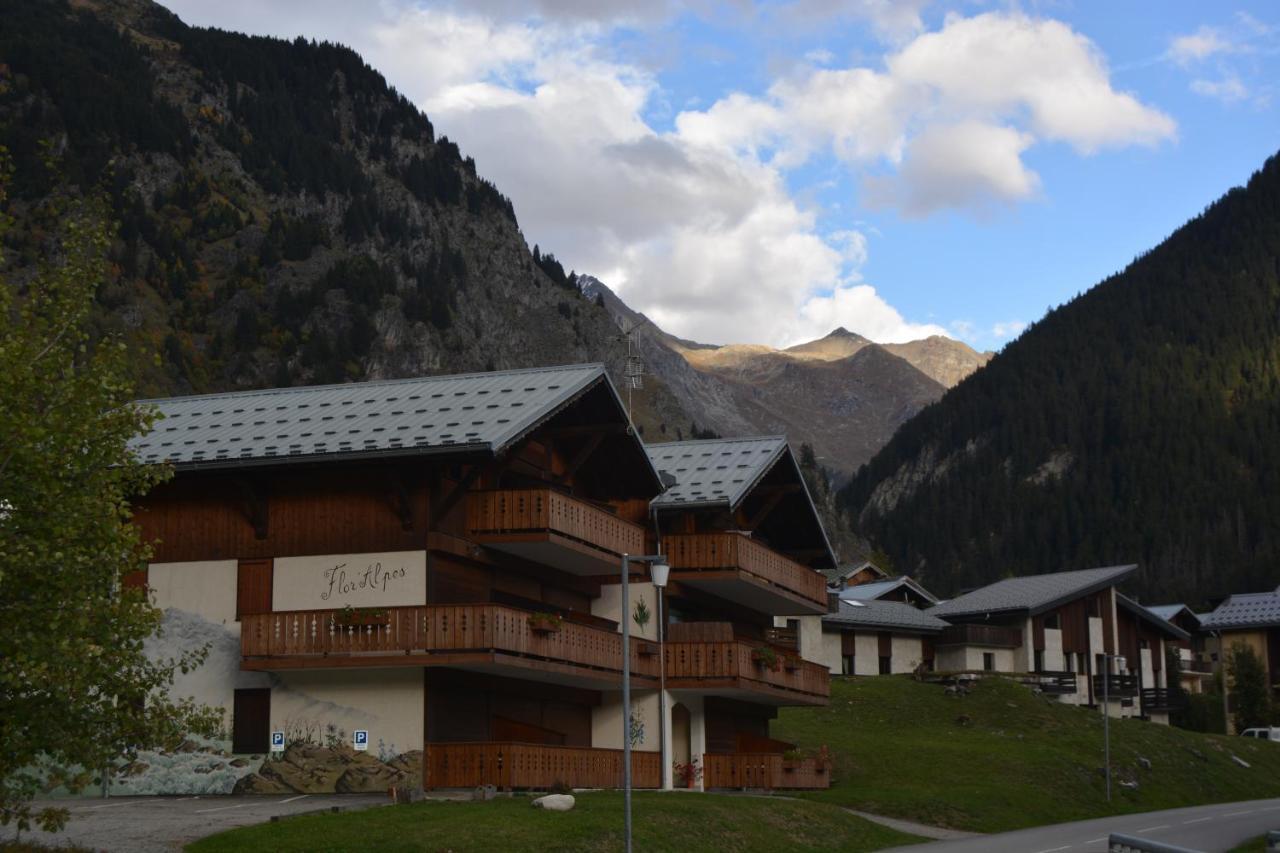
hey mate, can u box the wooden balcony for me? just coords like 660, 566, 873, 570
1093, 673, 1139, 698
241, 604, 659, 689
663, 533, 828, 615
1140, 687, 1185, 714
937, 623, 1024, 648
665, 636, 830, 705
425, 742, 660, 789
467, 489, 646, 575
702, 753, 830, 790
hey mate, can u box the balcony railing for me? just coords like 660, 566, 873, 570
665, 639, 830, 702
663, 532, 828, 612
937, 623, 1024, 648
425, 742, 660, 789
702, 753, 830, 790
1140, 687, 1186, 713
241, 604, 659, 679
1035, 671, 1079, 695
1093, 673, 1139, 698
467, 489, 646, 564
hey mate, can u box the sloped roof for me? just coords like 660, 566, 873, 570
838, 576, 938, 605
1146, 604, 1189, 622
130, 363, 648, 475
647, 436, 788, 510
1118, 595, 1190, 641
1201, 588, 1280, 631
821, 560, 888, 585
928, 565, 1137, 620
823, 599, 949, 634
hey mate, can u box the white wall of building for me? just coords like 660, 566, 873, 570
273, 550, 426, 611
890, 636, 923, 673
591, 689, 660, 753
593, 582, 660, 641
272, 668, 424, 758
1042, 628, 1065, 672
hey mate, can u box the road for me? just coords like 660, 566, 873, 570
883, 797, 1280, 853
1, 793, 389, 852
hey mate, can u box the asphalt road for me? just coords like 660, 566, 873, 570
1, 793, 389, 852
883, 797, 1280, 853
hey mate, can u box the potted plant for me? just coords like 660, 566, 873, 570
333, 605, 390, 628
783, 653, 801, 672
527, 612, 564, 635
673, 758, 703, 789
781, 749, 804, 771
751, 645, 781, 671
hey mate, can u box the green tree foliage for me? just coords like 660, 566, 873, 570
0, 174, 219, 833
1226, 642, 1271, 732
840, 153, 1280, 601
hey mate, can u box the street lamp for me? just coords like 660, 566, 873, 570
650, 562, 670, 792
620, 553, 668, 853
1099, 652, 1125, 802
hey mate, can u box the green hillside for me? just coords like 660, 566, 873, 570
838, 152, 1280, 601
776, 676, 1280, 833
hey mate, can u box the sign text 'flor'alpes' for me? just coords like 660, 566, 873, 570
320, 560, 408, 601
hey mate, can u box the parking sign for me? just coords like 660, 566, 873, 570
270, 731, 285, 752
354, 729, 369, 751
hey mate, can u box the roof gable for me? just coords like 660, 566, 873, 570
823, 598, 949, 633
928, 565, 1137, 620
1119, 595, 1190, 641
1201, 588, 1280, 631
838, 576, 938, 605
647, 436, 787, 510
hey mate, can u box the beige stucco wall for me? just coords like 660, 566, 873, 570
591, 689, 660, 753
273, 668, 424, 757
1043, 627, 1065, 671
816, 630, 843, 674
664, 691, 707, 789
148, 559, 239, 625
890, 635, 923, 673
273, 550, 426, 611
852, 633, 879, 675
593, 583, 660, 641
935, 645, 1018, 672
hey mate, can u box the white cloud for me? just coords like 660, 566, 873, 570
1190, 74, 1248, 103
1169, 26, 1234, 65
796, 284, 947, 344
991, 320, 1027, 338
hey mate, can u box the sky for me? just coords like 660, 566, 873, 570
159, 1, 1280, 351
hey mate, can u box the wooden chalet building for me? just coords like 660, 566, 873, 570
125, 366, 833, 795
822, 560, 889, 590
837, 575, 938, 609
1145, 604, 1215, 695
1200, 587, 1280, 733
813, 599, 948, 675
645, 436, 835, 789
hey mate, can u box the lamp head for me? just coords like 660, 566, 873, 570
650, 561, 670, 589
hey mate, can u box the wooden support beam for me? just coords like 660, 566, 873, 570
563, 434, 605, 480
429, 463, 487, 529
744, 488, 790, 529
387, 475, 416, 531
234, 478, 269, 540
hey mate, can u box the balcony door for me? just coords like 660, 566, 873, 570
671, 703, 691, 766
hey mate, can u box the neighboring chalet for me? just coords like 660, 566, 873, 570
838, 575, 938, 609
1200, 586, 1280, 732
1114, 594, 1189, 725
646, 436, 836, 790
814, 599, 948, 675
822, 560, 889, 589
126, 365, 834, 796
1146, 604, 1215, 695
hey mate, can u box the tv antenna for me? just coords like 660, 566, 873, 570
618, 316, 651, 426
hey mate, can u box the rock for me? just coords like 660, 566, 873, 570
944, 686, 959, 697
1231, 755, 1251, 768
176, 739, 200, 753
532, 794, 575, 811
1120, 780, 1139, 790
1137, 757, 1152, 771
954, 714, 972, 727
229, 758, 250, 768
473, 784, 497, 802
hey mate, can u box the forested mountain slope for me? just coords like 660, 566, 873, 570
0, 0, 695, 438
839, 153, 1280, 602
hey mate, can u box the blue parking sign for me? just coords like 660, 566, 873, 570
270, 731, 285, 752
354, 729, 369, 751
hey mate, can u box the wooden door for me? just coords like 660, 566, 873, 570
236, 559, 273, 619
232, 688, 270, 754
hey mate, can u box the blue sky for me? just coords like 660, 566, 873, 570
161, 1, 1280, 351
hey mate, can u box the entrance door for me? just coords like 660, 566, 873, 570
671, 703, 691, 766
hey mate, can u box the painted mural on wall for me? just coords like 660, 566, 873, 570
102, 606, 423, 796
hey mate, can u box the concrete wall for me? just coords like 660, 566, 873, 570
592, 689, 660, 753
890, 636, 924, 673
273, 550, 426, 611
274, 668, 424, 758
664, 691, 707, 789
1042, 628, 1065, 672
935, 645, 1017, 672
593, 582, 660, 641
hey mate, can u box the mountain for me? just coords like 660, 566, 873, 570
0, 0, 695, 440
839, 152, 1280, 603
580, 276, 990, 479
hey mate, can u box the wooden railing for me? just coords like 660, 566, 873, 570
1140, 687, 1185, 713
702, 753, 830, 790
764, 626, 799, 650
467, 489, 646, 556
241, 604, 660, 677
425, 742, 660, 789
1093, 673, 1139, 698
1035, 671, 1079, 695
665, 639, 829, 700
663, 533, 827, 608
937, 623, 1024, 648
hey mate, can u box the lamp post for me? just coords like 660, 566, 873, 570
621, 553, 668, 853
650, 561, 670, 790
1099, 652, 1124, 802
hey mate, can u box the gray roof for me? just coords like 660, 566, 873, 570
1146, 604, 1189, 622
928, 565, 1138, 620
821, 560, 888, 584
1118, 595, 1190, 641
838, 576, 938, 605
647, 436, 787, 510
130, 363, 643, 473
823, 599, 949, 634
1201, 588, 1280, 631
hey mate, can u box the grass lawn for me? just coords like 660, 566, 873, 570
1227, 838, 1266, 853
185, 791, 920, 853
774, 675, 1280, 834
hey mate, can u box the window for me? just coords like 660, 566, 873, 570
1044, 612, 1061, 630
842, 655, 855, 675
1034, 650, 1045, 673
232, 688, 270, 754
983, 652, 995, 672
1064, 652, 1074, 672
879, 656, 891, 675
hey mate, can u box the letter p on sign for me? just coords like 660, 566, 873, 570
354, 729, 369, 751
